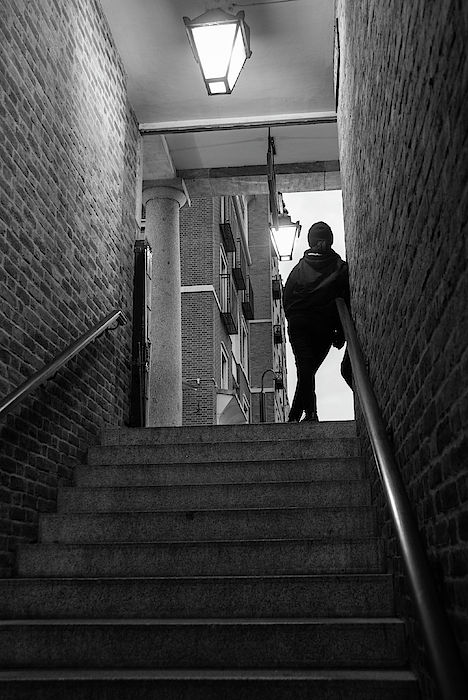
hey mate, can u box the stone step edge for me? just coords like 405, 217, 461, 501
0, 617, 404, 627
100, 422, 358, 446
0, 572, 392, 583
90, 437, 359, 451
0, 668, 418, 682
74, 460, 366, 480
49, 505, 375, 517
22, 536, 383, 548
76, 456, 364, 466
61, 478, 370, 491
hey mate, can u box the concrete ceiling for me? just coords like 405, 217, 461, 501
100, 0, 339, 176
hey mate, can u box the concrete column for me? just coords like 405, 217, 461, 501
142, 186, 187, 427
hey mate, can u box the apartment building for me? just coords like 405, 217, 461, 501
179, 194, 289, 425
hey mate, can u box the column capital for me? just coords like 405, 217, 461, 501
143, 183, 187, 208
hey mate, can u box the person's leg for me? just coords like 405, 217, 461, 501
341, 348, 353, 388
287, 317, 311, 421
302, 335, 333, 419
294, 355, 317, 419
288, 318, 332, 421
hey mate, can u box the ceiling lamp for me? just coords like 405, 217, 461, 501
270, 205, 302, 262
183, 9, 252, 95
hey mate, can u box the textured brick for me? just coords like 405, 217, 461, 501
336, 0, 468, 692
0, 0, 139, 577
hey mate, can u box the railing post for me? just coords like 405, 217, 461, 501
335, 298, 467, 700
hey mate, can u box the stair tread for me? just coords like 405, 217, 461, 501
0, 668, 418, 680
87, 438, 361, 465
24, 535, 383, 545
62, 479, 370, 490
4, 421, 418, 696
100, 421, 358, 446
0, 572, 392, 582
50, 504, 375, 515
75, 458, 366, 486
1, 617, 404, 625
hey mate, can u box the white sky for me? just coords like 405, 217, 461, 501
280, 190, 355, 421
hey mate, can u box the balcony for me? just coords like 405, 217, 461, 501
273, 324, 283, 344
272, 278, 282, 300
242, 278, 255, 320
219, 222, 236, 252
232, 237, 248, 291
220, 273, 238, 334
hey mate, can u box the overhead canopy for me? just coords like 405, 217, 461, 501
100, 0, 339, 175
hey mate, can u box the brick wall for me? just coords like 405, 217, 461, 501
0, 0, 139, 576
180, 197, 216, 424
181, 291, 217, 425
248, 195, 278, 422
336, 0, 468, 695
180, 197, 215, 286
180, 196, 253, 425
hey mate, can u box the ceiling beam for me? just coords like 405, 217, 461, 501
139, 112, 337, 135
142, 161, 341, 196
177, 161, 340, 180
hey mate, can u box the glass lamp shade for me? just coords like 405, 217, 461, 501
270, 214, 302, 261
183, 9, 252, 95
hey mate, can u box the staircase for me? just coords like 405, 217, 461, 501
0, 421, 420, 698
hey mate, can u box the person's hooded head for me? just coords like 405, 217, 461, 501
307, 222, 333, 253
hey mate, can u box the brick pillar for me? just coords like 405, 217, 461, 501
143, 186, 187, 426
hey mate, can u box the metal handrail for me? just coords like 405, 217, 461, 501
335, 298, 467, 700
0, 309, 128, 421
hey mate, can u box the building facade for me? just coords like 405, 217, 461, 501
179, 193, 289, 425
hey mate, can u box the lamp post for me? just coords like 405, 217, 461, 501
183, 9, 252, 95
260, 369, 283, 423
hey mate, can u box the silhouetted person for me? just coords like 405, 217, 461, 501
283, 221, 351, 422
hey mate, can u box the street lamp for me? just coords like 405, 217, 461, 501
267, 134, 301, 261
260, 369, 283, 423
270, 207, 302, 261
183, 9, 252, 95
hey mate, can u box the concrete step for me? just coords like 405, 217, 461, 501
0, 668, 420, 700
75, 457, 365, 487
39, 507, 377, 543
0, 574, 394, 619
87, 438, 360, 467
16, 538, 385, 577
57, 480, 371, 513
101, 420, 357, 446
0, 618, 407, 669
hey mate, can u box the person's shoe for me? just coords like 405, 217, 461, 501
301, 412, 318, 422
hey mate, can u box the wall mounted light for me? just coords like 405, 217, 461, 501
270, 204, 302, 262
183, 9, 252, 95
267, 133, 301, 261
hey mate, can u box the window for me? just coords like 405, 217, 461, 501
220, 345, 229, 390
240, 319, 249, 375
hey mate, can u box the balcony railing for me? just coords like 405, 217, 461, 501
272, 278, 282, 300
232, 237, 248, 291
241, 278, 254, 320
219, 222, 236, 252
220, 273, 238, 334
273, 324, 283, 344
